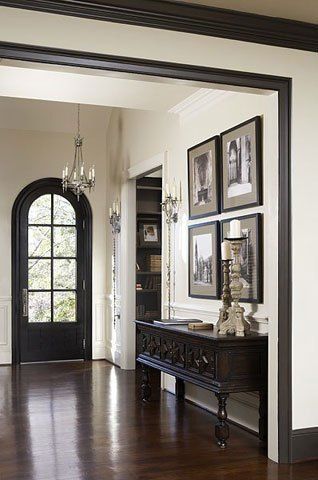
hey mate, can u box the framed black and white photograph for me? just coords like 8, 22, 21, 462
221, 213, 263, 303
139, 223, 161, 247
188, 221, 220, 299
188, 136, 219, 219
221, 116, 262, 212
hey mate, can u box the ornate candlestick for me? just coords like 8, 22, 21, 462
109, 202, 121, 328
161, 182, 181, 320
219, 238, 250, 336
216, 259, 232, 331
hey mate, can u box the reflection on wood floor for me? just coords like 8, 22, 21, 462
0, 361, 317, 479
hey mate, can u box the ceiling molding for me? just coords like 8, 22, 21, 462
0, 0, 317, 52
169, 88, 234, 119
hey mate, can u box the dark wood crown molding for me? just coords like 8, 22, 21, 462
0, 0, 317, 52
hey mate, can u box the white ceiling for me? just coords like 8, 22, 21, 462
0, 61, 200, 113
0, 97, 113, 134
172, 0, 318, 24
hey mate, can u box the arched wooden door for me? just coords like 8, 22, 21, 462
12, 178, 92, 363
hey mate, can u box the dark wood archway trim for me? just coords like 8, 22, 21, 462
3, 41, 291, 463
0, 0, 317, 52
12, 177, 93, 363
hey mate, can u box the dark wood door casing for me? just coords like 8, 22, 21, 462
3, 42, 292, 462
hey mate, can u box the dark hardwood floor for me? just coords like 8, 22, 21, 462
0, 361, 317, 480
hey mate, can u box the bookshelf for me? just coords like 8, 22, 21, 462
136, 176, 162, 321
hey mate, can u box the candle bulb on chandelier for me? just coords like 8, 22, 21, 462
109, 207, 112, 218
172, 181, 177, 199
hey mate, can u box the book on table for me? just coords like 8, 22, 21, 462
153, 318, 203, 326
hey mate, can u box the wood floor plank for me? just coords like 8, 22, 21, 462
0, 361, 317, 479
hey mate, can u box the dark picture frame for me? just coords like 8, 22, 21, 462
188, 136, 219, 219
139, 222, 161, 248
221, 116, 262, 213
221, 213, 263, 303
188, 221, 220, 299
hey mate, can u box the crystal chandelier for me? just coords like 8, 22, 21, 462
62, 104, 95, 199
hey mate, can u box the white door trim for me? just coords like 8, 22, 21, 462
120, 152, 167, 370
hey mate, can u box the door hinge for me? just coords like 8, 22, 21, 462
82, 279, 86, 290
83, 338, 86, 350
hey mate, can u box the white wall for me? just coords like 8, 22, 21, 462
107, 90, 278, 438
0, 5, 317, 461
0, 106, 109, 362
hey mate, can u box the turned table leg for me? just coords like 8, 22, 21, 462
259, 391, 268, 442
175, 378, 185, 402
141, 364, 151, 402
215, 393, 229, 448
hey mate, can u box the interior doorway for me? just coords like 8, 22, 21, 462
136, 171, 163, 322
12, 178, 92, 363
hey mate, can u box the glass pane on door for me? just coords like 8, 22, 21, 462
53, 195, 76, 225
28, 259, 51, 290
28, 194, 51, 225
54, 291, 76, 322
28, 226, 51, 257
53, 259, 76, 290
29, 292, 51, 323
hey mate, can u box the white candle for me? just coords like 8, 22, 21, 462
80, 165, 84, 177
73, 170, 77, 181
109, 207, 112, 218
229, 219, 241, 238
88, 168, 92, 180
113, 202, 116, 212
172, 181, 177, 199
65, 165, 69, 176
92, 165, 95, 179
221, 240, 232, 260
62, 169, 65, 179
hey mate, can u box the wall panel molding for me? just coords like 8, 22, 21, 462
93, 294, 107, 359
0, 1, 317, 52
0, 296, 11, 364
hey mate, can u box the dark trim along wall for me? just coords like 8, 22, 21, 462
291, 428, 318, 462
0, 0, 317, 52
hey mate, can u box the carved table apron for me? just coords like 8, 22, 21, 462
136, 320, 268, 448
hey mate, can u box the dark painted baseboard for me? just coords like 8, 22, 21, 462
291, 427, 318, 462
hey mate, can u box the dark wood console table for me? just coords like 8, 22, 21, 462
136, 319, 268, 448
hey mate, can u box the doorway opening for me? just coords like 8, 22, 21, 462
136, 170, 163, 322
12, 178, 92, 363
0, 43, 291, 462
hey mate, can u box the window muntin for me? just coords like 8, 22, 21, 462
27, 194, 77, 323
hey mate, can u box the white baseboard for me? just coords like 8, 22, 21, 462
105, 340, 121, 366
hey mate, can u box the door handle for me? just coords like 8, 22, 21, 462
22, 289, 28, 317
